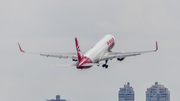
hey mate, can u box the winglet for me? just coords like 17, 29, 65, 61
18, 43, 25, 53
155, 41, 158, 52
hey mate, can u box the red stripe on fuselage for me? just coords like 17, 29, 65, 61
76, 56, 92, 69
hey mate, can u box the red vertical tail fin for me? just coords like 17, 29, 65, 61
75, 38, 83, 62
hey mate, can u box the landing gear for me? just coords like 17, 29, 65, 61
102, 64, 108, 68
102, 60, 108, 68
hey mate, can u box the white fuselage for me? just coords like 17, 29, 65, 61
84, 34, 115, 63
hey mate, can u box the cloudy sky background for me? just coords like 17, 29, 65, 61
0, 0, 180, 101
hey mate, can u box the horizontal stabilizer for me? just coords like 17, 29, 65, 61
52, 63, 76, 66
81, 63, 104, 66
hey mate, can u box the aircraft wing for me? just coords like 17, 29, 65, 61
40, 53, 77, 59
101, 41, 158, 60
18, 43, 78, 59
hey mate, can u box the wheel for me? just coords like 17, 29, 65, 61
105, 65, 108, 68
102, 64, 105, 67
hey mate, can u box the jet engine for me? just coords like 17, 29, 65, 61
72, 59, 77, 62
117, 57, 125, 61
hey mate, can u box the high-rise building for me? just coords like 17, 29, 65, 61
47, 95, 69, 101
146, 82, 170, 101
119, 82, 135, 101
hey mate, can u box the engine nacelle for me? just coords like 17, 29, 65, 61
72, 59, 77, 62
117, 57, 125, 61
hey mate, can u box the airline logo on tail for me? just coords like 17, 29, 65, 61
75, 38, 83, 62
77, 46, 81, 52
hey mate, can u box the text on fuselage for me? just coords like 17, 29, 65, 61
107, 38, 114, 45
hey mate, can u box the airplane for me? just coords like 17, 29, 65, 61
18, 34, 158, 69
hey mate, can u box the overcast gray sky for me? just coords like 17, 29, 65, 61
0, 0, 180, 101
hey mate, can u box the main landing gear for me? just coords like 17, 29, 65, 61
102, 60, 108, 68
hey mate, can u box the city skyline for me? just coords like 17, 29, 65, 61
49, 82, 170, 101
119, 82, 170, 101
